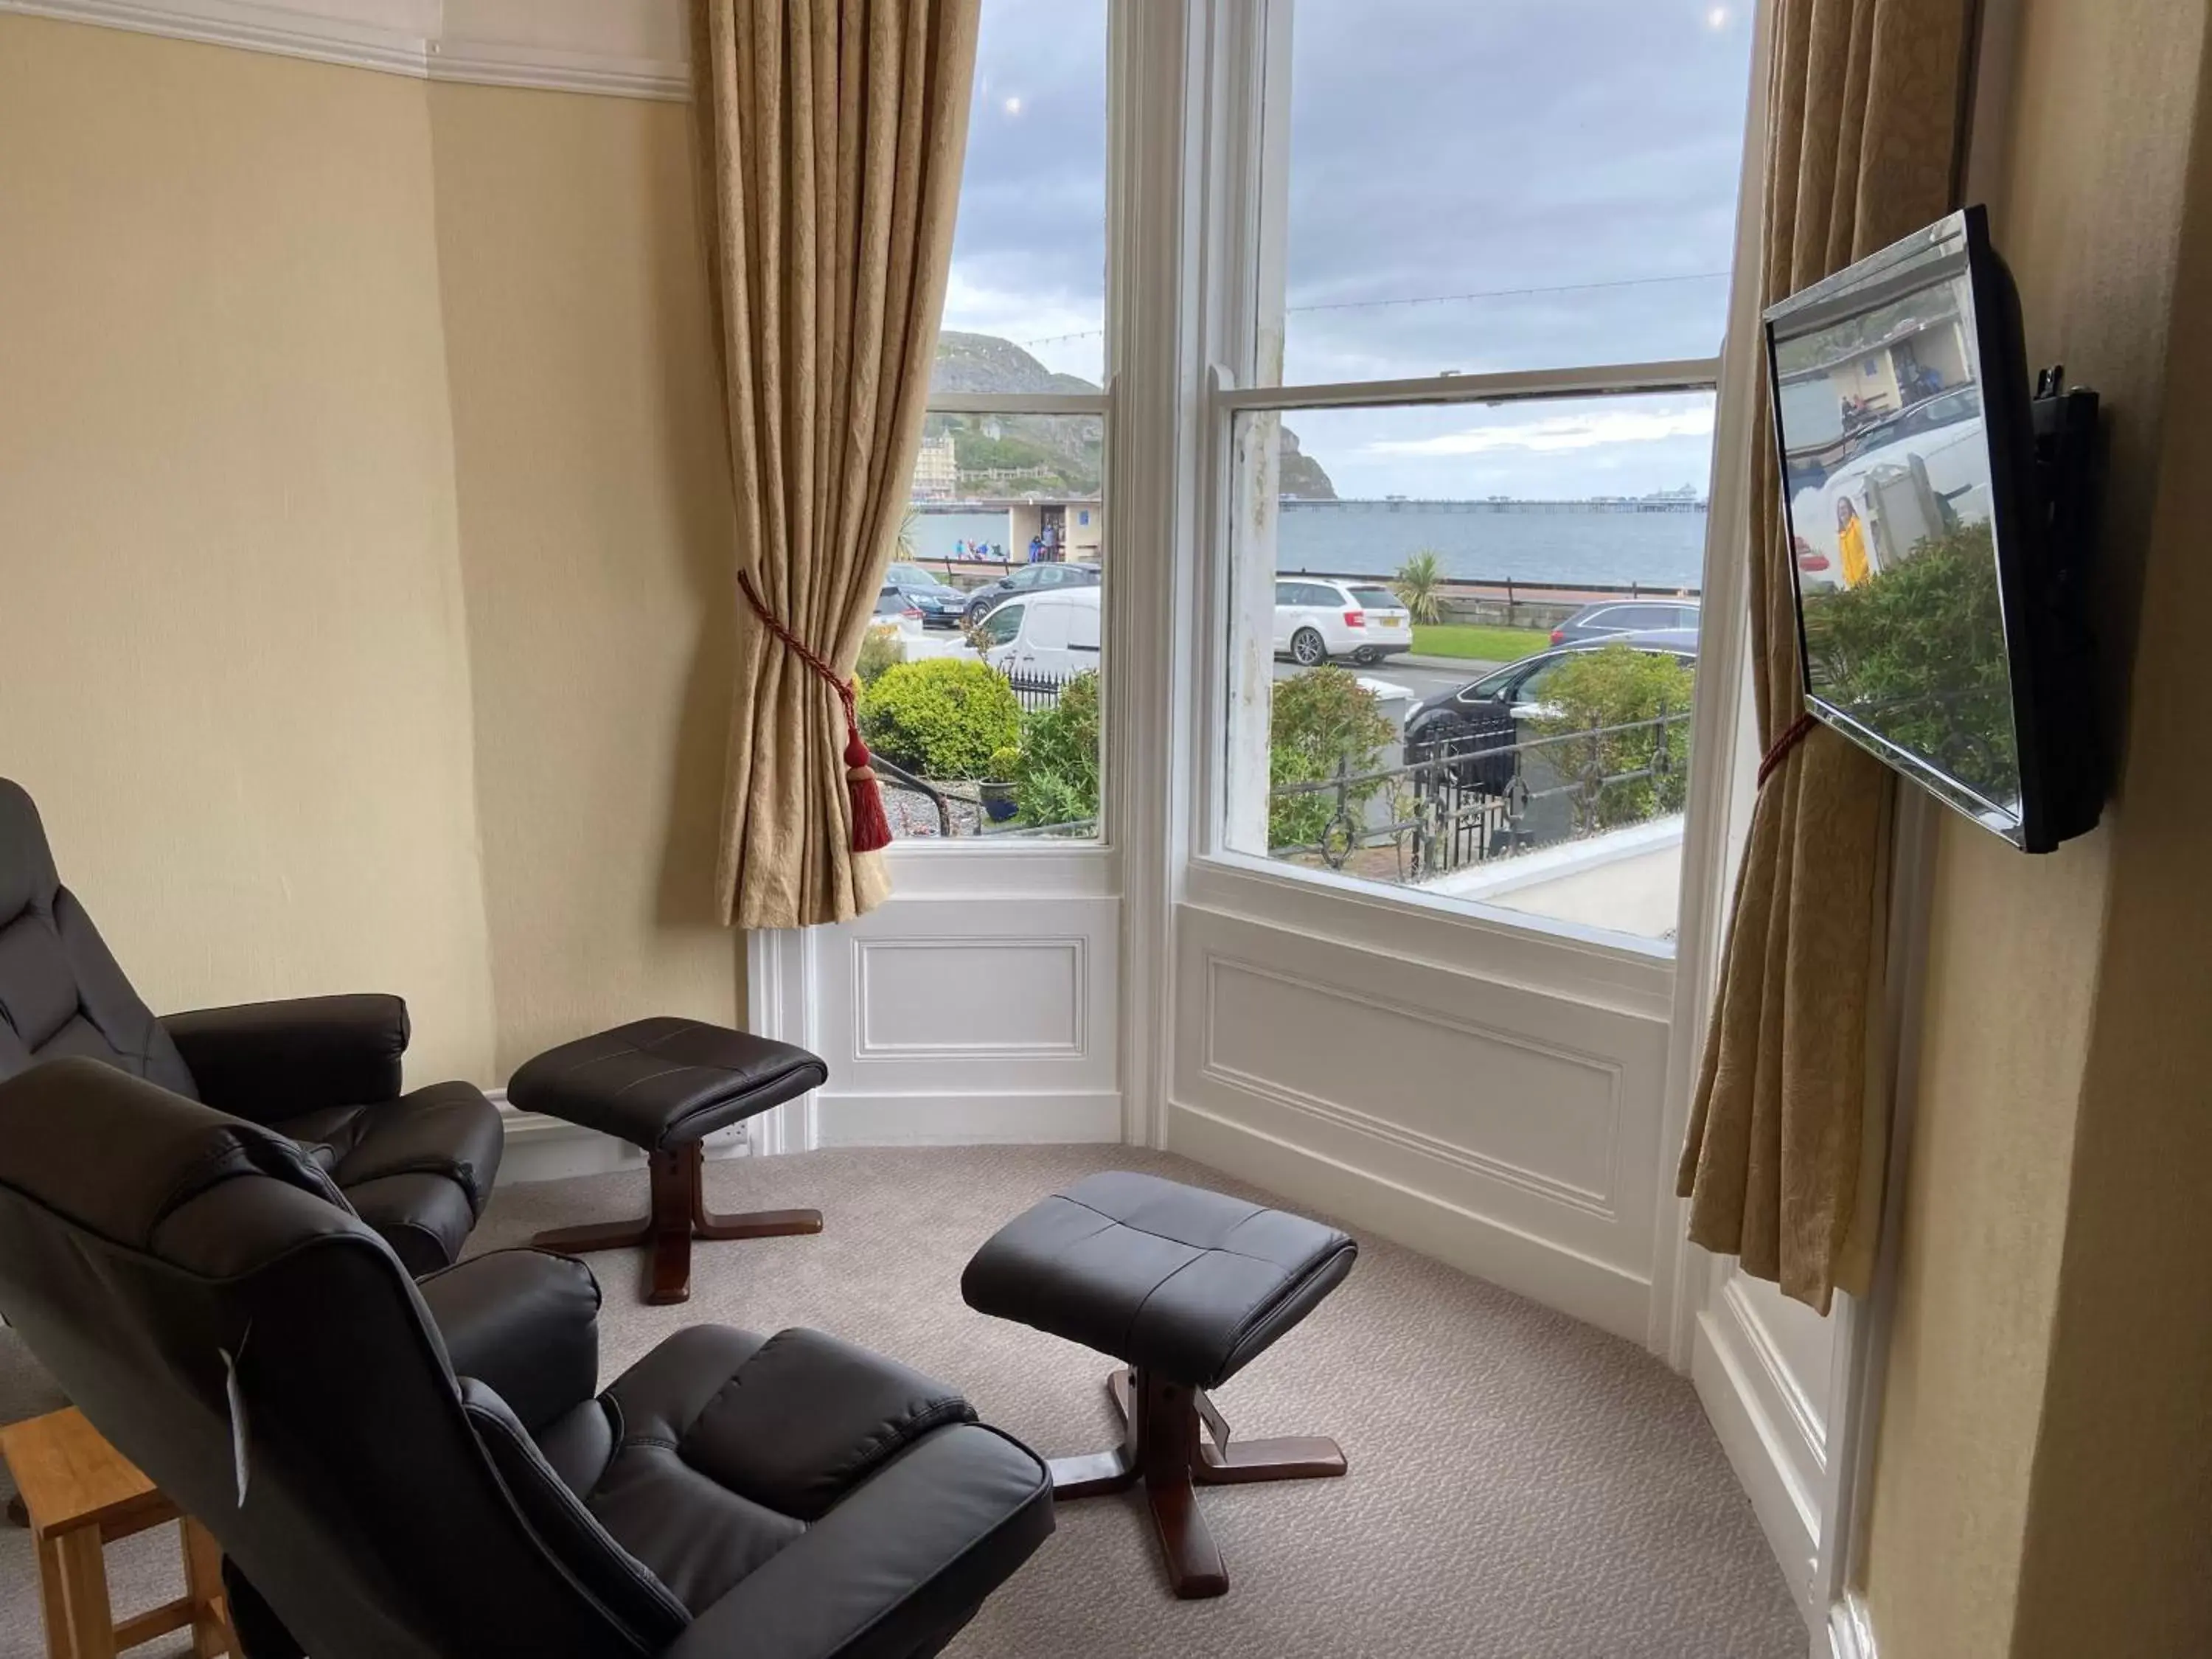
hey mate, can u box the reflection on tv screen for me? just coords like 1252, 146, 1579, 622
1773, 261, 2022, 829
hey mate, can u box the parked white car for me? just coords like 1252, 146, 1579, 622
872, 582, 924, 639
974, 585, 1102, 678
1273, 577, 1412, 666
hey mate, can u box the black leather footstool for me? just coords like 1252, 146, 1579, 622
961, 1171, 1356, 1599
510, 1018, 827, 1304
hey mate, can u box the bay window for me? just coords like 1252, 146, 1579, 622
877, 0, 1110, 845
1206, 0, 1755, 950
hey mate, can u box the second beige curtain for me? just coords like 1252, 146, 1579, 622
696, 0, 981, 929
1677, 0, 1971, 1312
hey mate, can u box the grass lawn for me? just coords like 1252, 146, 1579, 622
1410, 623, 1551, 661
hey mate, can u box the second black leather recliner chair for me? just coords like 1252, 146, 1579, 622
0, 1058, 1054, 1659
0, 779, 501, 1270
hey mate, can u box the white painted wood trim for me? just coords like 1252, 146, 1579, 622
0, 0, 691, 101
1213, 357, 1721, 413
1693, 1298, 1820, 1618
924, 392, 1111, 417
1826, 1592, 1879, 1659
0, 0, 430, 71
1168, 1099, 1655, 1343
814, 1090, 1123, 1147
1103, 0, 1205, 1150
1809, 788, 1938, 1611
428, 34, 686, 103
1183, 854, 1675, 1020
746, 926, 821, 1157
1652, 0, 1778, 1367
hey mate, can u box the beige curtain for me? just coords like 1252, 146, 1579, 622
695, 0, 981, 929
1678, 0, 1971, 1312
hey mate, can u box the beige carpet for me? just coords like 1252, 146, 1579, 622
0, 1144, 1801, 1658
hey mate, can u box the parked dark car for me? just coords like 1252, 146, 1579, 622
960, 560, 1102, 627
1548, 598, 1702, 647
873, 582, 923, 625
883, 561, 970, 629
1404, 630, 1700, 793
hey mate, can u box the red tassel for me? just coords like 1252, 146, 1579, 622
844, 727, 893, 853
733, 570, 894, 855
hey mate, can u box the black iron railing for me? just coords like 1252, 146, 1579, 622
1267, 706, 1683, 880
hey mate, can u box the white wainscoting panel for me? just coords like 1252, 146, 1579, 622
855, 936, 1086, 1060
750, 852, 1121, 1149
1170, 903, 1670, 1343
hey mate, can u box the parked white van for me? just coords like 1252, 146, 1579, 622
974, 585, 1102, 678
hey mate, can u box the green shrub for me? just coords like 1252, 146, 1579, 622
1799, 520, 2016, 801
1012, 671, 1101, 827
858, 658, 1020, 780
1527, 644, 1697, 830
1267, 668, 1395, 850
854, 624, 904, 689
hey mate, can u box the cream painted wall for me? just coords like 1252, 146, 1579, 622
0, 15, 497, 1082
1862, 828, 2110, 1656
2006, 13, 2212, 1649
426, 83, 745, 1077
0, 15, 748, 1088
1859, 4, 2211, 1655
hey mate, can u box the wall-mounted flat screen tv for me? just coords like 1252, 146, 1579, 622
1765, 205, 2100, 852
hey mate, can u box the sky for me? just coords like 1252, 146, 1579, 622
942, 0, 1756, 500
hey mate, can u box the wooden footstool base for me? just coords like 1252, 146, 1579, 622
510, 1017, 829, 1304
530, 1141, 822, 1307
1049, 1366, 1347, 1599
0, 1407, 234, 1659
962, 1171, 1359, 1600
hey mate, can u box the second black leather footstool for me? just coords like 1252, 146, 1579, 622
509, 1018, 828, 1304
961, 1171, 1357, 1598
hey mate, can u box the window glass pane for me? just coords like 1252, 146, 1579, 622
1223, 397, 1708, 945
935, 0, 1107, 388
1271, 0, 1754, 384
868, 415, 1105, 844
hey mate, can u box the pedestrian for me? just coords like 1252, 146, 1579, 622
1836, 496, 1871, 587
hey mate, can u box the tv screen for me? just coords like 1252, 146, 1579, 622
1765, 206, 2097, 851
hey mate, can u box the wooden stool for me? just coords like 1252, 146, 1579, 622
0, 1408, 234, 1659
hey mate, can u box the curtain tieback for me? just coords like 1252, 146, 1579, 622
737, 571, 894, 853
1756, 711, 1818, 788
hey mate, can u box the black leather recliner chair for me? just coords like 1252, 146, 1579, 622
0, 1058, 1054, 1659
0, 779, 501, 1270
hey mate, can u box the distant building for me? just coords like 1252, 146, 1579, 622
911, 431, 959, 501
1777, 299, 1970, 448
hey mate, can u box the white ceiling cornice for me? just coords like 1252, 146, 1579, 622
0, 0, 692, 101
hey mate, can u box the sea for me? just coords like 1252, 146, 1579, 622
912, 499, 1708, 591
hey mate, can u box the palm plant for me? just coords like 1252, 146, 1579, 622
1394, 549, 1447, 625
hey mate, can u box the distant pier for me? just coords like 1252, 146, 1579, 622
1279, 496, 1708, 515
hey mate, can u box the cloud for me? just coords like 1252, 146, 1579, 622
938, 0, 1756, 490
1368, 404, 1717, 456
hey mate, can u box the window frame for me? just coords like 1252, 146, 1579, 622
1189, 0, 1737, 963
889, 1, 1116, 857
